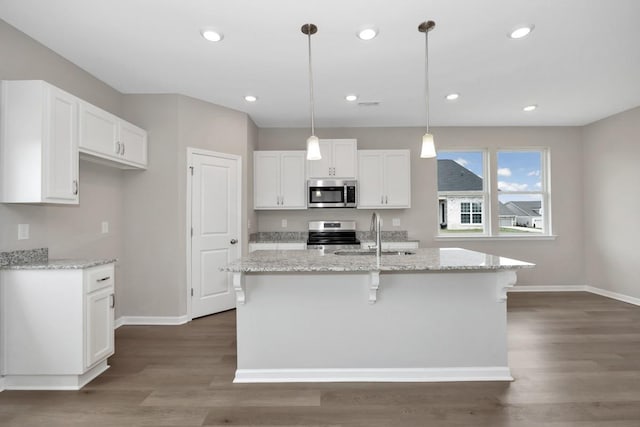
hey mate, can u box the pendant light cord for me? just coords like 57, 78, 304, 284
307, 25, 315, 136
424, 28, 430, 134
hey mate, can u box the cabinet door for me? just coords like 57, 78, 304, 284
357, 151, 384, 208
79, 102, 119, 158
384, 151, 411, 208
332, 139, 357, 179
254, 152, 281, 208
120, 120, 148, 167
44, 85, 79, 203
86, 287, 114, 368
280, 152, 306, 208
307, 140, 333, 178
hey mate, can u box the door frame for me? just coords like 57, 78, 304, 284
186, 147, 242, 321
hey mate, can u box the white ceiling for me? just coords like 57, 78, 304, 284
1, 0, 640, 128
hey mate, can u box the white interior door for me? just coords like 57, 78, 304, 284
190, 151, 240, 318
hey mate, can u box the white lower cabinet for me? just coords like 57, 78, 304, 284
0, 263, 115, 390
360, 241, 420, 250
249, 242, 306, 252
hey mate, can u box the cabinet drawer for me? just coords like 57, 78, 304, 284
85, 264, 115, 293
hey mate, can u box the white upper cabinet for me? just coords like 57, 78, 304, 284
0, 80, 79, 204
79, 101, 147, 169
307, 139, 357, 179
358, 150, 411, 209
254, 151, 306, 209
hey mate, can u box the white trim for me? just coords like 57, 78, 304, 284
234, 367, 513, 383
186, 147, 242, 322
116, 315, 190, 326
435, 235, 557, 241
0, 376, 5, 392
2, 360, 109, 391
114, 316, 126, 329
586, 286, 640, 307
510, 285, 586, 292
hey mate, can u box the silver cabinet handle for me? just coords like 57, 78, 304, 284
121, 143, 125, 155
97, 276, 111, 282
115, 141, 121, 154
385, 196, 388, 204
230, 239, 238, 244
381, 195, 384, 204
110, 294, 115, 309
281, 196, 284, 206
73, 180, 78, 195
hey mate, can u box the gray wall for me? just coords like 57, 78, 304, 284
1, 19, 256, 319
583, 106, 640, 299
120, 94, 255, 317
0, 19, 127, 316
257, 126, 585, 287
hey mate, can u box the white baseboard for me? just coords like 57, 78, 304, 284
586, 286, 640, 307
234, 367, 513, 383
2, 361, 109, 391
509, 285, 587, 292
0, 376, 5, 392
115, 315, 189, 328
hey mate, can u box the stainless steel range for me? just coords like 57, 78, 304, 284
306, 220, 361, 252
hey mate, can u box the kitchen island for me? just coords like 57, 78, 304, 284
222, 247, 533, 383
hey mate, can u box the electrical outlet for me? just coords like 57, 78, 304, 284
281, 219, 288, 228
101, 221, 109, 234
18, 224, 30, 240
392, 218, 401, 227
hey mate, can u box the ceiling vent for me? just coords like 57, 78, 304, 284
357, 101, 381, 107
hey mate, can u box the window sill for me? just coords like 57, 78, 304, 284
434, 234, 557, 242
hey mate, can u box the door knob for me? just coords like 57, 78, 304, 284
230, 239, 238, 244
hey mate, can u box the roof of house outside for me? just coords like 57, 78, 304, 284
500, 201, 542, 217
437, 159, 483, 191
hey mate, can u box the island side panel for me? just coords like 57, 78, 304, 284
235, 270, 514, 382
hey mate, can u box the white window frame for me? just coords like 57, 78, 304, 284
436, 147, 553, 240
437, 150, 490, 236
496, 148, 552, 236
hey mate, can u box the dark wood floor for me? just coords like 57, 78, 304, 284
1, 292, 640, 426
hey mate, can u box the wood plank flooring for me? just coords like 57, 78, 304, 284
2, 292, 640, 426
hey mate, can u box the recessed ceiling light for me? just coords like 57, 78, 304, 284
345, 94, 358, 102
244, 95, 257, 102
201, 28, 224, 42
445, 93, 460, 101
523, 104, 537, 112
509, 25, 534, 39
357, 27, 378, 41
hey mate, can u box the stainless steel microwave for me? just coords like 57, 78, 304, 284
307, 179, 357, 208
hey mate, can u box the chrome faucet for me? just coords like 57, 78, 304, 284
370, 212, 382, 258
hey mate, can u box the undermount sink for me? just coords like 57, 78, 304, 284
333, 250, 416, 256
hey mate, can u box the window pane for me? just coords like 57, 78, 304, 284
497, 151, 542, 192
499, 194, 544, 234
437, 151, 484, 191
437, 151, 485, 234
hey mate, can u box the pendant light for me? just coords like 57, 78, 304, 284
302, 23, 322, 160
418, 21, 436, 158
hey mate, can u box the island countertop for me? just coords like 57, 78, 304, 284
222, 247, 534, 273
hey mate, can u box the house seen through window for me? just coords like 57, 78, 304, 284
437, 149, 550, 236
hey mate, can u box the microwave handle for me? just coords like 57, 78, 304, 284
344, 185, 348, 204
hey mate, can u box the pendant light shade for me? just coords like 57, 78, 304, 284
306, 135, 321, 160
302, 23, 321, 161
418, 20, 436, 158
421, 133, 436, 158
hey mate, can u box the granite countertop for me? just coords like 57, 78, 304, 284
1, 258, 117, 270
0, 248, 116, 270
221, 247, 534, 273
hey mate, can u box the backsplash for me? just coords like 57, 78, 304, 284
249, 231, 410, 243
0, 248, 48, 267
